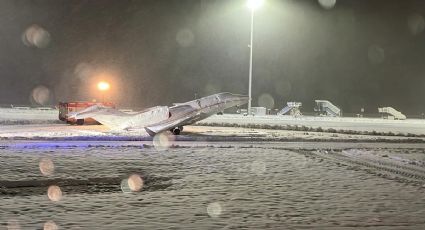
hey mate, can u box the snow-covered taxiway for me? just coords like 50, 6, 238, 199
1, 108, 425, 229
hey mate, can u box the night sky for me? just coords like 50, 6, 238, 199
1, 0, 425, 115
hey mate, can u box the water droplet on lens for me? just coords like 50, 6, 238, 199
407, 13, 425, 35
127, 174, 144, 192
47, 185, 62, 202
31, 85, 51, 105
207, 202, 222, 218
7, 219, 20, 230
39, 158, 55, 176
258, 93, 275, 109
153, 133, 174, 151
43, 221, 58, 230
74, 62, 94, 82
22, 24, 51, 48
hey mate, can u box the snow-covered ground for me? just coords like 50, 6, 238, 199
0, 124, 424, 143
0, 107, 58, 125
1, 108, 425, 229
1, 107, 425, 141
1, 141, 425, 229
200, 114, 425, 135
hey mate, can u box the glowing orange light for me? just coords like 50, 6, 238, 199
97, 81, 110, 91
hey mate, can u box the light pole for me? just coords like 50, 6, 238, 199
246, 0, 264, 115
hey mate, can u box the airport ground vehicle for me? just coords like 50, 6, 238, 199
58, 101, 115, 125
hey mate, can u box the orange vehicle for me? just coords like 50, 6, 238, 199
58, 101, 115, 125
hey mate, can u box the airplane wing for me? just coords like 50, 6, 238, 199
144, 104, 211, 136
70, 105, 170, 130
145, 113, 201, 136
69, 105, 130, 119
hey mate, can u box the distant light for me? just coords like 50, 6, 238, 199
247, 0, 264, 10
97, 81, 110, 91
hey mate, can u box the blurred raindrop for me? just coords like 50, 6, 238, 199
22, 24, 51, 48
152, 133, 175, 151
120, 174, 144, 193
128, 174, 144, 192
39, 158, 55, 176
367, 45, 385, 64
207, 202, 222, 218
120, 179, 131, 193
7, 219, 20, 230
74, 62, 94, 82
31, 85, 51, 106
407, 13, 425, 35
176, 28, 194, 47
47, 185, 62, 202
43, 221, 58, 230
258, 93, 275, 109
250, 160, 266, 175
318, 0, 336, 10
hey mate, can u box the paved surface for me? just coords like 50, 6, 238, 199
1, 141, 424, 229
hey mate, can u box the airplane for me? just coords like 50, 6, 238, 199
69, 92, 249, 136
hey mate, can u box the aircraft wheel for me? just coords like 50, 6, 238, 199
171, 127, 181, 135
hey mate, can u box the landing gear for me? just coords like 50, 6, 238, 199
170, 126, 183, 135
76, 119, 84, 125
